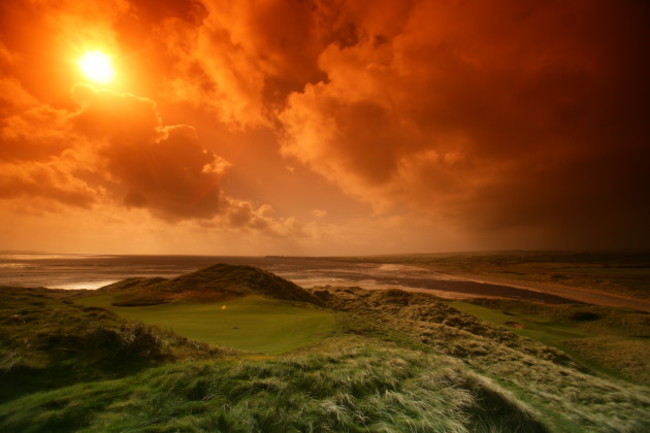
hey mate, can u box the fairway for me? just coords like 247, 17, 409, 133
443, 300, 631, 378
76, 295, 336, 354
446, 300, 589, 345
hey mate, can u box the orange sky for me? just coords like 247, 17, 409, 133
1, 0, 649, 255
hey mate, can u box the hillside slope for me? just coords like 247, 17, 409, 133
98, 264, 320, 305
0, 286, 229, 403
310, 286, 650, 433
2, 267, 649, 433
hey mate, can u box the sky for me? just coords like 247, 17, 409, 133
1, 0, 649, 256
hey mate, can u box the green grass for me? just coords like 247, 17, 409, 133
3, 264, 650, 433
312, 286, 650, 433
444, 299, 650, 383
0, 287, 223, 403
444, 300, 607, 377
445, 301, 590, 345
76, 295, 336, 355
0, 337, 551, 433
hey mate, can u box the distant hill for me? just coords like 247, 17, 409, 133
98, 264, 319, 305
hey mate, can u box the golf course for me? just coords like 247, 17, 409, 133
76, 294, 336, 354
1, 263, 649, 433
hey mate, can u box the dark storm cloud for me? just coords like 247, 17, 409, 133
1, 0, 649, 248
277, 0, 650, 247
71, 84, 230, 219
0, 81, 291, 230
0, 0, 309, 236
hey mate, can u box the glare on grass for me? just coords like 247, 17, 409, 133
78, 50, 115, 84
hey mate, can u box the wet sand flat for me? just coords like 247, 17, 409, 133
257, 257, 650, 310
2, 254, 648, 311
441, 272, 650, 312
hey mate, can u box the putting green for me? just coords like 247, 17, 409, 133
76, 295, 336, 354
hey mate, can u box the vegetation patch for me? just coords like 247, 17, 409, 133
311, 286, 650, 433
98, 264, 321, 305
76, 294, 336, 355
505, 321, 524, 329
0, 287, 227, 403
2, 263, 649, 433
447, 298, 650, 384
0, 337, 551, 433
569, 311, 600, 321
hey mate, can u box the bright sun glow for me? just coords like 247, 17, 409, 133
78, 50, 115, 84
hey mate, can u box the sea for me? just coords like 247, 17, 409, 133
0, 252, 582, 304
0, 252, 446, 292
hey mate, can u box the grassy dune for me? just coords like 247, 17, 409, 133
449, 299, 650, 383
0, 287, 228, 403
311, 287, 650, 433
76, 294, 336, 354
98, 263, 319, 305
0, 336, 550, 433
2, 263, 649, 433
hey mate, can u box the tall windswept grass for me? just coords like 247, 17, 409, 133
311, 286, 650, 433
3, 271, 649, 433
0, 336, 549, 433
0, 286, 229, 402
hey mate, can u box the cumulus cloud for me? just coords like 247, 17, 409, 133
156, 0, 409, 126
73, 84, 230, 219
2, 0, 649, 250
0, 82, 289, 232
310, 209, 327, 219
0, 161, 97, 207
0, 0, 317, 239
277, 0, 650, 246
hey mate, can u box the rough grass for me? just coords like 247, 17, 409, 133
311, 286, 650, 433
76, 294, 337, 355
0, 287, 230, 402
3, 264, 650, 433
465, 299, 650, 336
452, 298, 650, 383
0, 337, 550, 433
98, 263, 320, 304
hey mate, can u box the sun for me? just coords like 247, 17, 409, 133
78, 50, 115, 84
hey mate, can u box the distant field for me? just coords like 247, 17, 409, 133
76, 295, 336, 354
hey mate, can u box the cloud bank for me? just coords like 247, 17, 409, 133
277, 0, 650, 246
1, 0, 649, 251
0, 82, 294, 235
